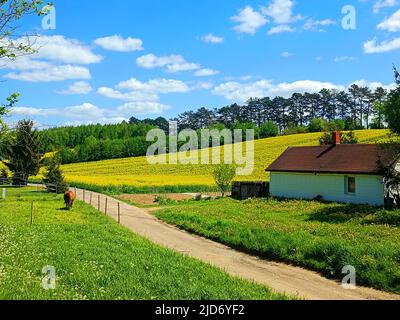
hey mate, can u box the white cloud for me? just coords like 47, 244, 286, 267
213, 80, 274, 101
261, 0, 303, 25
10, 100, 169, 124
10, 103, 124, 125
97, 87, 158, 102
281, 51, 293, 57
268, 25, 295, 35
116, 78, 189, 93
351, 79, 395, 91
64, 103, 106, 119
58, 81, 93, 95
303, 18, 337, 31
0, 56, 52, 70
11, 103, 103, 119
212, 79, 343, 102
231, 6, 268, 35
136, 53, 200, 73
117, 102, 170, 115
201, 34, 224, 44
363, 37, 400, 53
377, 9, 400, 31
94, 35, 144, 52
4, 65, 91, 82
269, 80, 343, 97
98, 78, 190, 102
194, 68, 220, 77
195, 81, 214, 90
213, 78, 395, 102
334, 56, 356, 62
1, 35, 101, 83
16, 35, 103, 64
373, 0, 399, 14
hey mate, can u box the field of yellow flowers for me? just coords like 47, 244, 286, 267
50, 129, 393, 191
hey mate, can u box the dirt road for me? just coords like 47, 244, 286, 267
74, 187, 399, 300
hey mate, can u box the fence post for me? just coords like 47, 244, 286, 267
118, 202, 121, 224
30, 201, 34, 226
90, 192, 92, 205
2, 188, 5, 200
105, 198, 108, 215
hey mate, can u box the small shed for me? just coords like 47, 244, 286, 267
232, 181, 269, 200
266, 132, 400, 206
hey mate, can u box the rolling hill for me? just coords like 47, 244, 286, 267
52, 130, 394, 192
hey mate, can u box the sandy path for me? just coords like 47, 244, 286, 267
73, 187, 399, 300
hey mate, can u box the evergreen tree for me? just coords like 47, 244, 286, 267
384, 67, 400, 135
372, 87, 387, 129
43, 157, 68, 194
3, 120, 43, 185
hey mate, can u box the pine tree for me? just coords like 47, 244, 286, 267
43, 157, 68, 194
3, 120, 43, 185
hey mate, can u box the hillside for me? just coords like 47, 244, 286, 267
53, 130, 394, 192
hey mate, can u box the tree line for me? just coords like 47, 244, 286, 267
174, 85, 388, 133
35, 84, 390, 164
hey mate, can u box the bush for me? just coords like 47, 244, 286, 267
284, 125, 308, 135
43, 157, 68, 194
259, 121, 279, 138
319, 131, 359, 145
327, 119, 346, 131
213, 164, 236, 197
309, 118, 328, 132
233, 122, 259, 140
0, 168, 9, 185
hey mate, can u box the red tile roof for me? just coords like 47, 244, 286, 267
266, 144, 399, 175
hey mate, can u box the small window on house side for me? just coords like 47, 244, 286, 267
347, 177, 356, 194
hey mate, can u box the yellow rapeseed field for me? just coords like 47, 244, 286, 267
48, 129, 393, 188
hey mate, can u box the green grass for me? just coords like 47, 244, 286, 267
0, 188, 288, 300
154, 197, 400, 294
61, 181, 219, 196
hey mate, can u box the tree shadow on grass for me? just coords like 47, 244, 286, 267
307, 204, 383, 224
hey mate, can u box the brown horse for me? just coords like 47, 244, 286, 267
64, 191, 75, 210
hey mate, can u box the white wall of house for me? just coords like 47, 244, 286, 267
270, 172, 385, 206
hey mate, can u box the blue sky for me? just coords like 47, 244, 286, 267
2, 0, 400, 127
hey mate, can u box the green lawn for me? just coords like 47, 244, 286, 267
0, 188, 288, 300
154, 198, 400, 294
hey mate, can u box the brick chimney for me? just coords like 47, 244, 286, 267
332, 131, 341, 145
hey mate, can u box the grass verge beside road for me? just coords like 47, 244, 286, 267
0, 188, 288, 300
154, 197, 400, 294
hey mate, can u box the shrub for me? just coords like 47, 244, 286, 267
259, 121, 279, 138
327, 119, 346, 131
213, 164, 236, 197
309, 118, 328, 132
0, 168, 9, 185
43, 157, 68, 194
284, 125, 309, 135
319, 131, 359, 145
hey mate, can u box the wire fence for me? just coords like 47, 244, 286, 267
1, 183, 123, 225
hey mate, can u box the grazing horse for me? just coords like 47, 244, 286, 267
64, 190, 75, 210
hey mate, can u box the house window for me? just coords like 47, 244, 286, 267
346, 177, 356, 194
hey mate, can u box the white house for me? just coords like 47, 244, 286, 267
266, 132, 399, 206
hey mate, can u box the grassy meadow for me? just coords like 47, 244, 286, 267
0, 188, 288, 300
30, 129, 395, 193
154, 197, 400, 294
